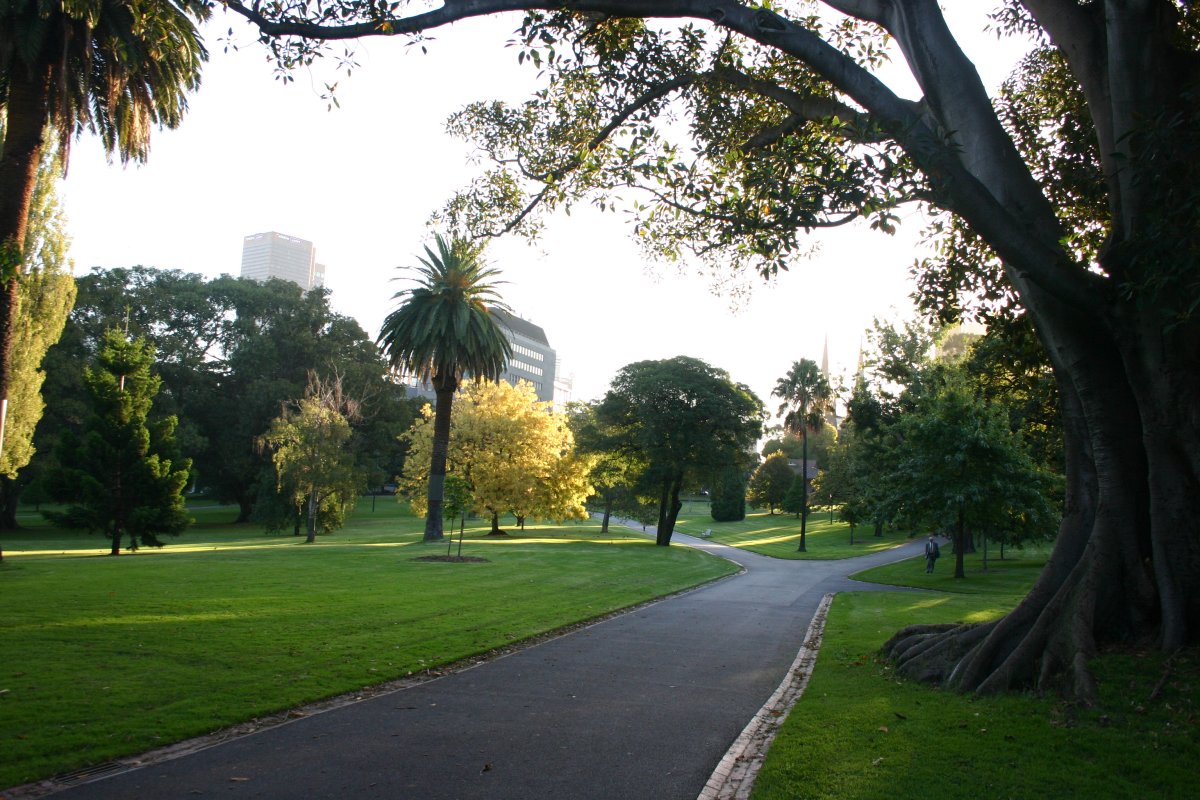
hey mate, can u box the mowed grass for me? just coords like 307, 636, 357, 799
752, 547, 1200, 799
0, 500, 736, 789
670, 500, 911, 559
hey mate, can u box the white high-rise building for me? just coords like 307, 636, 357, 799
240, 232, 326, 291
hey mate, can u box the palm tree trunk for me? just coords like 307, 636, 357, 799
0, 61, 53, 564
798, 416, 808, 552
425, 375, 458, 542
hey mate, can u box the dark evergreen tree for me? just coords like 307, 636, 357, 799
44, 329, 190, 554
781, 473, 806, 520
709, 464, 746, 523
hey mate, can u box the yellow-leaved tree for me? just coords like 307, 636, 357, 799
402, 380, 592, 534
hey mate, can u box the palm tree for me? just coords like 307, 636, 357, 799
0, 0, 208, 464
377, 234, 512, 542
773, 359, 833, 552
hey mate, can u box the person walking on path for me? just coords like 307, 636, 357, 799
925, 534, 941, 573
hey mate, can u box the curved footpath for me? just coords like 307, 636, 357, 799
42, 529, 927, 800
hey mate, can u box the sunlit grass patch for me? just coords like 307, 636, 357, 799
672, 501, 911, 559
0, 499, 735, 789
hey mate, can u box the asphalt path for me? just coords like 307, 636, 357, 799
49, 528, 926, 800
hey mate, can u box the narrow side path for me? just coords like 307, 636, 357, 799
48, 530, 925, 800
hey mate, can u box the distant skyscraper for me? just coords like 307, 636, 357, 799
240, 232, 326, 291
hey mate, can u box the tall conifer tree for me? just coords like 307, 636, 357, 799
44, 330, 190, 554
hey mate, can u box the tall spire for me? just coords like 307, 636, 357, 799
820, 335, 830, 380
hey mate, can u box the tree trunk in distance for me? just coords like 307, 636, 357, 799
305, 489, 317, 543
0, 476, 20, 530
656, 476, 684, 546
423, 376, 458, 542
797, 421, 808, 552
954, 503, 966, 579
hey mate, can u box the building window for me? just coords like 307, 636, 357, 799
512, 344, 545, 362
510, 358, 544, 376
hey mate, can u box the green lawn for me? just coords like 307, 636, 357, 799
752, 547, 1199, 799
669, 500, 911, 559
0, 500, 736, 789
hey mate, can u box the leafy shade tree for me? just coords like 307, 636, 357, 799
0, 0, 207, 470
709, 464, 747, 523
38, 270, 395, 523
809, 421, 870, 542
231, 3, 1200, 699
43, 329, 190, 554
886, 377, 1059, 581
378, 234, 512, 542
260, 373, 363, 543
567, 400, 646, 533
402, 380, 592, 533
747, 451, 796, 515
0, 135, 76, 535
773, 359, 833, 552
597, 356, 762, 546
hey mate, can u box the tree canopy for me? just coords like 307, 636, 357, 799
260, 373, 364, 542
43, 329, 191, 554
747, 451, 795, 515
402, 379, 592, 532
597, 355, 762, 545
34, 267, 413, 525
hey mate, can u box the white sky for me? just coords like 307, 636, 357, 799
59, 7, 1031, 415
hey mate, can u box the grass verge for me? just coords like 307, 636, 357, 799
0, 500, 736, 789
752, 549, 1199, 799
669, 500, 911, 559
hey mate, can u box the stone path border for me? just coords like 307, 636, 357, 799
698, 592, 835, 800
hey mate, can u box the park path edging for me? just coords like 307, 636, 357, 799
697, 592, 836, 800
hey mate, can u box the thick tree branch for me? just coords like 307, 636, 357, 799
223, 0, 708, 40
820, 0, 888, 26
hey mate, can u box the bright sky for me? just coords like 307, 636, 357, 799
59, 7, 1031, 416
